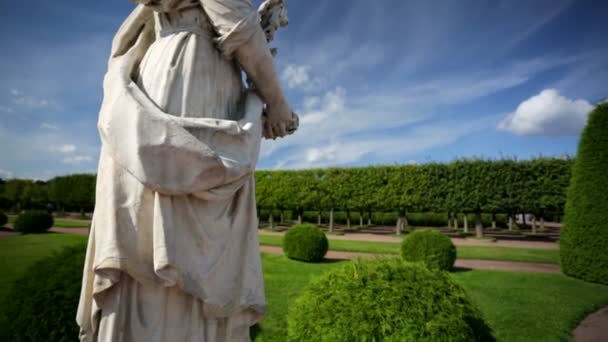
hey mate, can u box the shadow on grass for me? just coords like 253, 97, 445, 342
451, 266, 473, 273
250, 323, 262, 340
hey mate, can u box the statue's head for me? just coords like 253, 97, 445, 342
259, 0, 288, 42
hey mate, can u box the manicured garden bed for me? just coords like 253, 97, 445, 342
258, 234, 560, 264
1, 234, 605, 342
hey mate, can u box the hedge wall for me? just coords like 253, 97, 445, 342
1, 159, 571, 230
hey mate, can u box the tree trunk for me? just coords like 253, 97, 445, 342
540, 216, 545, 230
403, 212, 409, 231
508, 215, 514, 231
346, 209, 351, 230
532, 216, 537, 234
491, 213, 496, 229
396, 217, 402, 236
317, 211, 322, 226
463, 214, 469, 233
280, 211, 284, 225
397, 209, 406, 236
329, 208, 334, 232
453, 213, 459, 230
359, 210, 363, 227
367, 209, 373, 226
522, 213, 527, 228
447, 212, 452, 229
475, 211, 483, 238
297, 210, 302, 225
269, 212, 274, 230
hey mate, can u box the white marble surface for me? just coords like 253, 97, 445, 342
77, 1, 296, 341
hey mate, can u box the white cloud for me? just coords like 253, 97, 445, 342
0, 105, 14, 113
52, 144, 77, 154
41, 122, 60, 130
280, 64, 326, 91
281, 64, 311, 89
498, 89, 593, 136
0, 169, 13, 179
302, 96, 320, 110
7, 88, 57, 112
63, 155, 93, 164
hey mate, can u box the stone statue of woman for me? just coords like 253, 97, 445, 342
76, 0, 297, 341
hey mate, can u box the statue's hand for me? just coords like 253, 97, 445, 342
263, 102, 298, 140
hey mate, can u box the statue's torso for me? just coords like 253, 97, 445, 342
136, 5, 245, 120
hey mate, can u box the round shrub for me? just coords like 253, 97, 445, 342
561, 104, 608, 285
287, 259, 493, 341
401, 229, 456, 271
13, 210, 54, 234
2, 244, 86, 342
0, 211, 7, 226
283, 224, 328, 262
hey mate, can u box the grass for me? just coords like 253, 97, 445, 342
258, 234, 560, 264
53, 218, 91, 228
257, 253, 608, 341
7, 215, 91, 228
0, 234, 87, 300
453, 270, 608, 341
0, 234, 606, 342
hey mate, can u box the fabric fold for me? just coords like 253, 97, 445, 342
77, 4, 266, 341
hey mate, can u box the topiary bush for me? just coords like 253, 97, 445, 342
561, 104, 608, 285
2, 244, 86, 342
0, 211, 7, 226
287, 259, 494, 341
401, 229, 456, 271
13, 210, 54, 234
283, 224, 328, 262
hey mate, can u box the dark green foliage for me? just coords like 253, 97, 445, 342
283, 224, 328, 262
401, 229, 456, 270
254, 159, 572, 229
14, 211, 54, 234
0, 211, 7, 226
561, 104, 608, 285
287, 259, 494, 341
3, 244, 86, 342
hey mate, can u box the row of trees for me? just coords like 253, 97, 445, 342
0, 158, 572, 238
0, 174, 96, 214
256, 158, 573, 237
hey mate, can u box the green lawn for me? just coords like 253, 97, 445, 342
0, 234, 87, 300
257, 253, 608, 341
258, 234, 560, 264
53, 218, 91, 228
7, 215, 91, 228
1, 234, 605, 342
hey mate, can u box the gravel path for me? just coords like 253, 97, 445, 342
574, 306, 608, 342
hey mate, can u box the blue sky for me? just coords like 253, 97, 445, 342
0, 0, 606, 179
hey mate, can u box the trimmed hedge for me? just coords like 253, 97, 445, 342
401, 229, 456, 271
287, 259, 494, 341
0, 211, 7, 226
14, 210, 54, 234
283, 224, 328, 262
561, 104, 608, 285
3, 244, 86, 341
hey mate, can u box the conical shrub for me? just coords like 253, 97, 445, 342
560, 104, 608, 285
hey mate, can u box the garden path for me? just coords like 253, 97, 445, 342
258, 229, 558, 250
257, 245, 560, 273
573, 306, 608, 342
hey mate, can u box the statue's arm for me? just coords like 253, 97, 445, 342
200, 0, 296, 139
